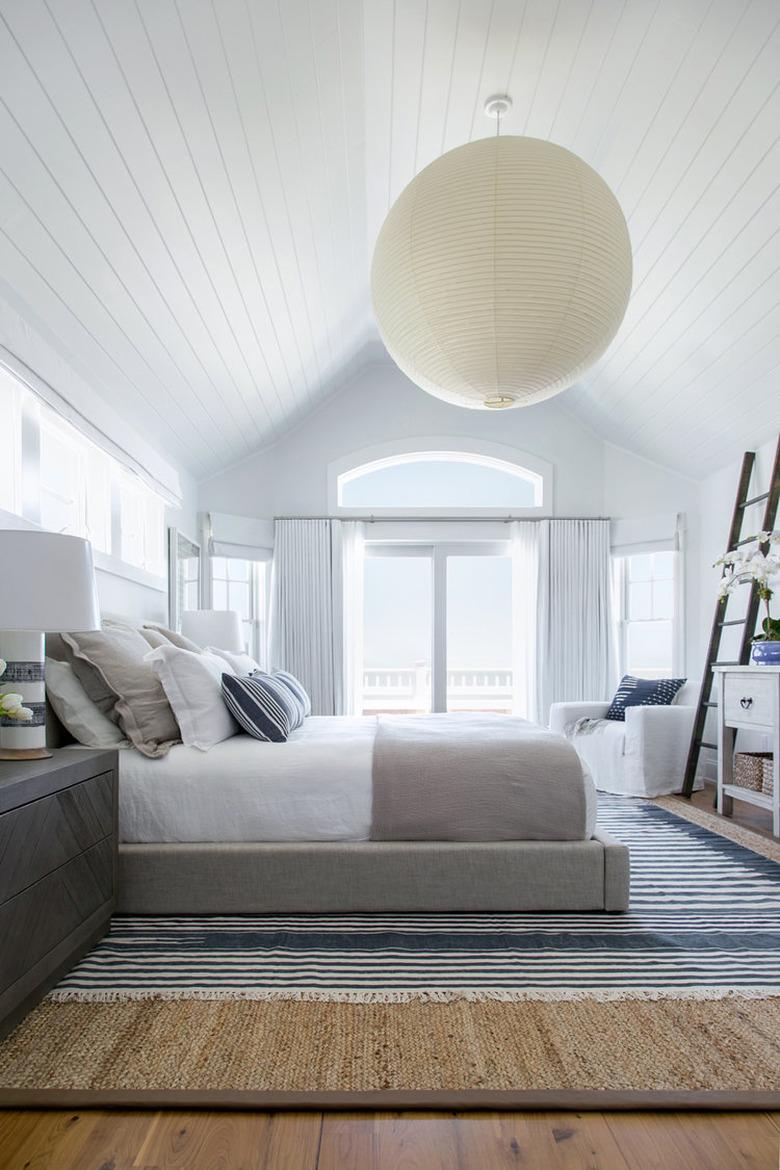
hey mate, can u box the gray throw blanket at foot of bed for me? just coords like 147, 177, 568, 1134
370, 713, 597, 841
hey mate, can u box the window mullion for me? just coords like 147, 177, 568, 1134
432, 547, 447, 713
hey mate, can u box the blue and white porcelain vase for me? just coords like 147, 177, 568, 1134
751, 639, 780, 665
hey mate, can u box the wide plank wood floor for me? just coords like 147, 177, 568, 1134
0, 1110, 778, 1169
683, 783, 777, 841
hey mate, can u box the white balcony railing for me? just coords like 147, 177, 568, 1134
362, 663, 513, 713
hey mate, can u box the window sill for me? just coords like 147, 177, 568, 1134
93, 551, 166, 593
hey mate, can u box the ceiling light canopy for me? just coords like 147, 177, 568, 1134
371, 106, 632, 411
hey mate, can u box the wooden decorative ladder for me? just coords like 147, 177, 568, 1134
681, 436, 780, 799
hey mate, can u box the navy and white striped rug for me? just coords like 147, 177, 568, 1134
51, 798, 780, 1003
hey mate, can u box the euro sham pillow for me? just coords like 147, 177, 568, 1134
147, 644, 239, 751
142, 624, 203, 654
605, 675, 686, 722
45, 657, 127, 748
271, 669, 312, 717
222, 672, 304, 743
62, 626, 181, 757
207, 646, 261, 675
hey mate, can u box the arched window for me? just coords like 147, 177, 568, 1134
337, 451, 543, 511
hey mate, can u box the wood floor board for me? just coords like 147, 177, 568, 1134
2, 1110, 779, 1170
604, 1110, 780, 1170
0, 1108, 98, 1170
453, 1110, 633, 1169
130, 1109, 276, 1170
684, 784, 776, 841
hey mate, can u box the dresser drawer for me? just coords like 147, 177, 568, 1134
0, 836, 113, 995
0, 771, 114, 903
722, 674, 777, 728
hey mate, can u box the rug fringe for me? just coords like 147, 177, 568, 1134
46, 986, 780, 1005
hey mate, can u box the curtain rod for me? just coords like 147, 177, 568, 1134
273, 515, 612, 524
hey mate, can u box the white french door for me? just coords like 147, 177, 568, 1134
362, 542, 512, 715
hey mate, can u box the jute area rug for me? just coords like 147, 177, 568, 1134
1, 796, 778, 1109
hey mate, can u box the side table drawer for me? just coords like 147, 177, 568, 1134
0, 836, 113, 995
0, 771, 114, 903
723, 674, 776, 729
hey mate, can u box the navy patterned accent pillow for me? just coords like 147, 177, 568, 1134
605, 675, 686, 722
222, 673, 303, 743
272, 669, 311, 717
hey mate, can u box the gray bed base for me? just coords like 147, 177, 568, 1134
117, 831, 629, 914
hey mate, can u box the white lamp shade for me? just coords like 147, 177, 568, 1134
0, 530, 100, 631
181, 609, 244, 653
371, 135, 632, 410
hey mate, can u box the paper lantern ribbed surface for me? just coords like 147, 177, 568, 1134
371, 135, 632, 409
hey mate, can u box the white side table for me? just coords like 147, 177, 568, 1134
714, 665, 780, 838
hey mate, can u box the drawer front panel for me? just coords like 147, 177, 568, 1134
0, 771, 114, 903
0, 836, 113, 994
723, 675, 777, 728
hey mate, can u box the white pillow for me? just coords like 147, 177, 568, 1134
45, 658, 127, 748
207, 646, 260, 675
146, 644, 239, 752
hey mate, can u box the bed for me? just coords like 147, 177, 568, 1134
113, 715, 630, 914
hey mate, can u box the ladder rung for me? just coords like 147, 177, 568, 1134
702, 701, 718, 708
710, 660, 740, 667
717, 619, 746, 627
733, 534, 761, 548
696, 740, 718, 750
738, 491, 769, 508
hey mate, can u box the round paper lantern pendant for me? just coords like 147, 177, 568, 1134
371, 100, 632, 410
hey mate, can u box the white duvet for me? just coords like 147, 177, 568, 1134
119, 717, 376, 843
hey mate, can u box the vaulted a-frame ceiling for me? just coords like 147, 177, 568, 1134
1, 0, 778, 480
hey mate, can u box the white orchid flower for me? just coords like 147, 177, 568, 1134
14, 706, 34, 722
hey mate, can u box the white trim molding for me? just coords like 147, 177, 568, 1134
327, 436, 554, 518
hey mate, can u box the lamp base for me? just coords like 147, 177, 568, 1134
0, 746, 53, 761
0, 630, 48, 758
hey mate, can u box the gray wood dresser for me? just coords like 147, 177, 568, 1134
0, 748, 117, 1039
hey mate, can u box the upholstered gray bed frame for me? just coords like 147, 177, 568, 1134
48, 694, 630, 915
117, 833, 630, 914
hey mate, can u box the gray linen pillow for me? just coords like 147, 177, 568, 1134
62, 626, 181, 758
143, 624, 203, 653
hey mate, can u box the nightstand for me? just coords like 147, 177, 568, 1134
714, 666, 780, 838
0, 748, 117, 1038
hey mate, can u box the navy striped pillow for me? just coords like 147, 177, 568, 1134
272, 669, 311, 717
222, 673, 303, 743
605, 675, 686, 722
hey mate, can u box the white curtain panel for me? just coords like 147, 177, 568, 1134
510, 520, 539, 721
270, 519, 336, 715
337, 520, 365, 717
537, 519, 613, 724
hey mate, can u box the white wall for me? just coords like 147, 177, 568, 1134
695, 435, 778, 664
199, 364, 606, 517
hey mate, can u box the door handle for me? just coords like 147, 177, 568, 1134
740, 696, 753, 709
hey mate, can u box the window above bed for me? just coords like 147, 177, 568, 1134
330, 440, 550, 518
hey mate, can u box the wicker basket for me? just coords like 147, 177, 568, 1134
734, 751, 773, 793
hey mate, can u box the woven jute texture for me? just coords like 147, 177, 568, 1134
1, 997, 778, 1092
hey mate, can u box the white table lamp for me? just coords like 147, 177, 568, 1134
0, 530, 100, 760
181, 609, 244, 653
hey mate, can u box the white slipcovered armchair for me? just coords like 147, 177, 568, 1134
549, 682, 699, 797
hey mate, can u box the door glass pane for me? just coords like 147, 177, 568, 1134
362, 556, 432, 714
447, 556, 512, 713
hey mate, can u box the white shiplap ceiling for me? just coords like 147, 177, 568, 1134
0, 0, 778, 480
